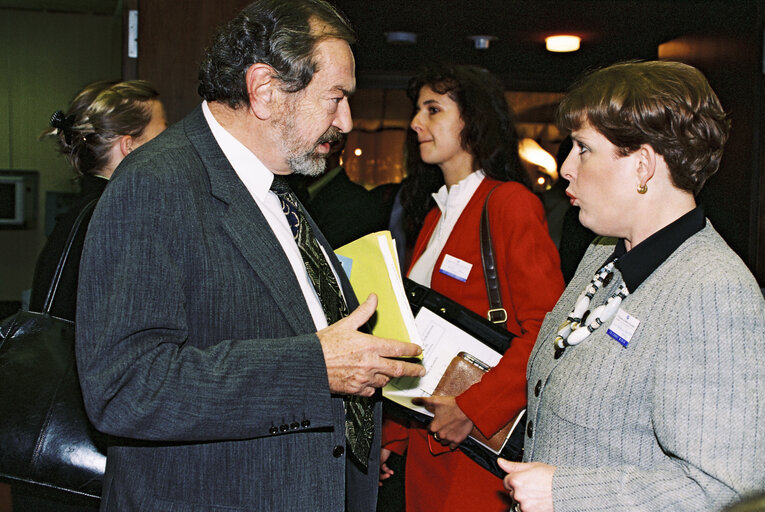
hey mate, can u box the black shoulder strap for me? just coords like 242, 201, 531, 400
480, 186, 507, 329
42, 198, 99, 314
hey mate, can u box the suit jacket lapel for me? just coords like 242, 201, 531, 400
182, 106, 315, 334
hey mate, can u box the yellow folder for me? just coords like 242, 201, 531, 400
335, 231, 421, 346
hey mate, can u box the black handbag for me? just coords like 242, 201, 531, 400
401, 278, 526, 477
0, 198, 107, 501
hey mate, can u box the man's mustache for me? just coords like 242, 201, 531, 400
316, 127, 344, 146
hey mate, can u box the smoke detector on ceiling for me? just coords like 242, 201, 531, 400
468, 35, 497, 50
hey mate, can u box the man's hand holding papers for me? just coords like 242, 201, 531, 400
318, 293, 425, 397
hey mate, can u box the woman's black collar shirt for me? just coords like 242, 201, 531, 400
607, 206, 706, 293
80, 173, 109, 196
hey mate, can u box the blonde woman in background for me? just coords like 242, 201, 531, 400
29, 80, 165, 322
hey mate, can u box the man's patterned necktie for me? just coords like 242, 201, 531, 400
270, 174, 374, 470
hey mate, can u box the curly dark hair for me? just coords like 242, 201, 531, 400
557, 60, 730, 195
198, 0, 355, 109
42, 80, 159, 176
400, 63, 528, 242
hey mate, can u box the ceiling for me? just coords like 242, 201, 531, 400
2, 0, 754, 92
331, 0, 754, 91
0, 0, 118, 14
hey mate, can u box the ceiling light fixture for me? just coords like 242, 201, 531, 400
385, 31, 417, 45
545, 35, 581, 53
468, 35, 497, 50
518, 138, 558, 180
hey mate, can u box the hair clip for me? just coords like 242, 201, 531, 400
50, 110, 76, 145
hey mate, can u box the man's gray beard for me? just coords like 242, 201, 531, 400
274, 105, 328, 177
287, 151, 328, 177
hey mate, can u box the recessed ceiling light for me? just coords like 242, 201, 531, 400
468, 35, 497, 50
545, 35, 581, 53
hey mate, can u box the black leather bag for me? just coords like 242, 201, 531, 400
401, 278, 526, 477
403, 277, 515, 355
0, 198, 107, 501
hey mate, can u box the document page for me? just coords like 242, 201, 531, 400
383, 307, 501, 416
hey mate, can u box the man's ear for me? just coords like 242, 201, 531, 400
246, 63, 278, 120
118, 135, 133, 157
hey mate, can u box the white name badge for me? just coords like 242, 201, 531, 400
607, 308, 640, 347
439, 254, 473, 282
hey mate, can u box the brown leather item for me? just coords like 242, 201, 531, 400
432, 352, 514, 453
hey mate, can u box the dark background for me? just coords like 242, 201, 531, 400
128, 0, 765, 284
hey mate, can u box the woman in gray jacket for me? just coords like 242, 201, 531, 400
499, 60, 764, 512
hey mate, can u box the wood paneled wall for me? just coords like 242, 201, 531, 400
135, 0, 251, 124
659, 10, 765, 283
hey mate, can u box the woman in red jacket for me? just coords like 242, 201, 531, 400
379, 64, 564, 511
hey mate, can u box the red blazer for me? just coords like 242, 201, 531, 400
382, 177, 564, 511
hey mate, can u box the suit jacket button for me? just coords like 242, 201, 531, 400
526, 420, 534, 439
332, 445, 345, 458
534, 380, 542, 397
269, 426, 278, 435
280, 424, 289, 432
291, 422, 300, 430
301, 419, 311, 428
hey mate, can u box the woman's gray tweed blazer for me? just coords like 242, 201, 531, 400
525, 222, 765, 511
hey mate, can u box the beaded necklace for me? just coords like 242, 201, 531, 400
553, 261, 630, 354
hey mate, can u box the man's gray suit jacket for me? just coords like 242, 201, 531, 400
76, 105, 381, 511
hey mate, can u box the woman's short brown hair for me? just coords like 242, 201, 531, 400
557, 60, 730, 195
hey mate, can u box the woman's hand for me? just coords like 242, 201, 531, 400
413, 395, 474, 449
379, 448, 394, 486
498, 458, 555, 512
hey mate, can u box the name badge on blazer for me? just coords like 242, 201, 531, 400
607, 308, 640, 347
439, 254, 473, 282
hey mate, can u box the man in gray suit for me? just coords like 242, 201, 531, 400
75, 1, 424, 510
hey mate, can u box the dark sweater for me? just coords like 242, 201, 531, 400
29, 174, 107, 321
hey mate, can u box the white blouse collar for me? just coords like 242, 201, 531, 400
432, 169, 485, 213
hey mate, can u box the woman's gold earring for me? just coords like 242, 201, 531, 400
637, 184, 648, 194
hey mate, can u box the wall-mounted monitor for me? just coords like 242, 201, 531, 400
0, 170, 38, 229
